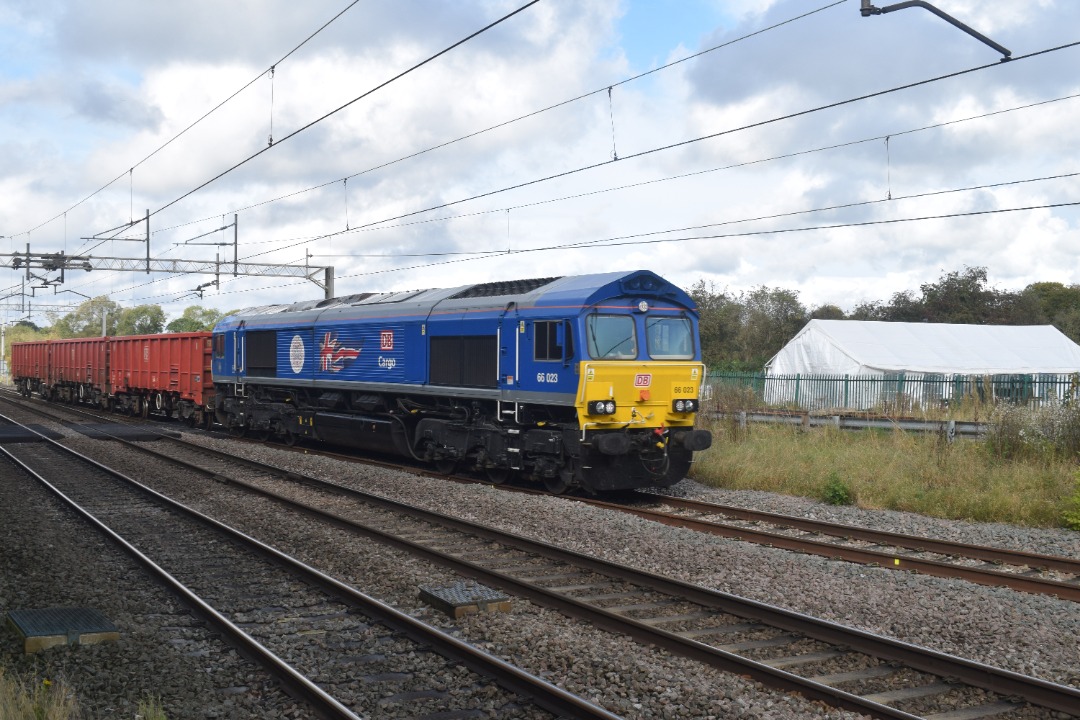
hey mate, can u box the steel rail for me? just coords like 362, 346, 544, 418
0, 411, 623, 720
0, 423, 362, 720
6, 392, 1080, 715
6, 391, 1079, 598
561, 493, 1080, 602
636, 492, 1080, 574
54, 420, 1080, 718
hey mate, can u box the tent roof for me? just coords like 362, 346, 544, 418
773, 320, 1080, 375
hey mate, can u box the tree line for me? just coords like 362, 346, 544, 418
6, 266, 1080, 374
690, 266, 1080, 371
2, 298, 228, 369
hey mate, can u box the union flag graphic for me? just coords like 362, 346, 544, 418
319, 332, 362, 372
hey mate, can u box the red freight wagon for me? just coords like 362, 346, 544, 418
107, 332, 213, 423
12, 340, 51, 396
48, 337, 110, 404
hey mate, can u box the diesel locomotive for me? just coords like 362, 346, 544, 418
11, 270, 712, 494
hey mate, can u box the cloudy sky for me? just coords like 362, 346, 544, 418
2, 0, 1078, 324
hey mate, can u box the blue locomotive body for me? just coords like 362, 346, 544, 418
211, 270, 712, 493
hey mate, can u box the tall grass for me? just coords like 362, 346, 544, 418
0, 669, 78, 720
691, 417, 1079, 528
0, 668, 167, 720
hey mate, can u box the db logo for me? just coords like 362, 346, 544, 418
634, 373, 652, 387
380, 331, 394, 351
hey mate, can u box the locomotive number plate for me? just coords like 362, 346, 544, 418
672, 384, 696, 396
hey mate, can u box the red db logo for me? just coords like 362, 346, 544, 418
634, 373, 652, 387
380, 331, 394, 351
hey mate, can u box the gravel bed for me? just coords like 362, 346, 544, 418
170, 432, 1080, 693
4, 407, 1080, 718
0, 453, 299, 719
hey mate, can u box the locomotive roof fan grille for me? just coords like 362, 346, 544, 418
449, 277, 561, 300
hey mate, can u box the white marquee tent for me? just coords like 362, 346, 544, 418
763, 320, 1080, 409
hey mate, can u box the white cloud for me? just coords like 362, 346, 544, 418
1, 0, 1078, 324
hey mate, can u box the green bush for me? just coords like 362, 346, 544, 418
822, 472, 854, 506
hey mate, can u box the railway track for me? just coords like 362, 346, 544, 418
5, 388, 1079, 604
560, 491, 1080, 603
0, 410, 621, 720
6, 391, 1080, 717
4, 400, 1075, 719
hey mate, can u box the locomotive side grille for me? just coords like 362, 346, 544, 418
246, 331, 278, 378
430, 336, 497, 388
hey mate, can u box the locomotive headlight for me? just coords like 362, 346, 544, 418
673, 399, 697, 413
589, 400, 617, 415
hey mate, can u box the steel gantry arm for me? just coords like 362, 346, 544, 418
860, 0, 1012, 60
3, 250, 335, 299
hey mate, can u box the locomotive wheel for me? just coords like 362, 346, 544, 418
256, 428, 272, 442
543, 469, 573, 495
228, 420, 247, 438
484, 467, 510, 485
435, 459, 456, 475
282, 429, 297, 447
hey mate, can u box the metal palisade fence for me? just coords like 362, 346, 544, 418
706, 371, 1080, 413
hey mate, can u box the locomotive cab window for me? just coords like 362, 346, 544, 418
645, 316, 694, 359
586, 314, 636, 360
213, 334, 225, 359
534, 320, 576, 364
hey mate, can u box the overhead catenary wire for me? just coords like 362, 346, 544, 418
25, 17, 1080, 310
23, 1, 540, 298
301, 90, 1080, 250
235, 39, 1080, 264
55, 89, 1080, 300
149, 0, 541, 220
79, 171, 1080, 306
108, 198, 1080, 305
154, 0, 848, 236
23, 0, 363, 246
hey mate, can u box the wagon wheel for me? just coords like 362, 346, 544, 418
141, 399, 150, 419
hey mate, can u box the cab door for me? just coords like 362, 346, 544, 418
497, 303, 519, 388
517, 317, 578, 400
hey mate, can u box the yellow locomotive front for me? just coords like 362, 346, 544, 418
565, 308, 712, 492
